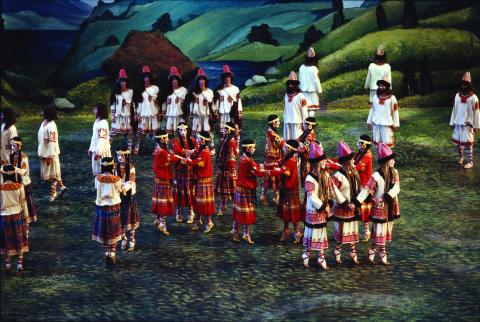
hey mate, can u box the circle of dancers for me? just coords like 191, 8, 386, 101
1, 45, 478, 273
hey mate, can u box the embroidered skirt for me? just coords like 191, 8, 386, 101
333, 221, 359, 245
40, 156, 62, 181
24, 184, 38, 223
152, 178, 175, 217
302, 91, 320, 110
303, 227, 328, 251
232, 186, 257, 225
276, 188, 303, 223
372, 221, 394, 246
92, 204, 123, 245
194, 177, 215, 217
214, 168, 237, 198
0, 212, 29, 256
121, 194, 139, 231
451, 124, 475, 146
372, 125, 394, 147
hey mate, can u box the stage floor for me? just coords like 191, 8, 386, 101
1, 108, 479, 320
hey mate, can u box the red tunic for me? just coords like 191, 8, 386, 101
232, 155, 265, 225
188, 147, 215, 216
355, 150, 373, 186
188, 148, 213, 179
236, 155, 264, 189
271, 156, 303, 223
153, 148, 179, 180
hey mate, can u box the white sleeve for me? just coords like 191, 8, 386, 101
387, 65, 392, 90
314, 68, 322, 94
367, 106, 374, 125
365, 65, 372, 89
472, 96, 479, 129
392, 96, 400, 128
20, 187, 29, 219
95, 121, 110, 156
450, 96, 457, 126
387, 170, 400, 198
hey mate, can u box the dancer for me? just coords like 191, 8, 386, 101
116, 146, 139, 251
449, 72, 479, 169
283, 71, 308, 140
260, 115, 284, 206
162, 66, 188, 133
110, 68, 136, 151
367, 73, 399, 147
10, 137, 37, 238
365, 45, 392, 103
152, 130, 181, 236
189, 69, 215, 134
272, 140, 303, 243
299, 47, 322, 116
89, 103, 111, 175
231, 139, 270, 244
354, 134, 373, 242
37, 105, 66, 202
356, 143, 400, 265
214, 122, 239, 216
1, 108, 18, 164
135, 65, 160, 154
214, 65, 243, 132
331, 141, 362, 264
302, 142, 345, 270
187, 131, 216, 233
0, 164, 30, 274
92, 157, 124, 265
171, 122, 197, 224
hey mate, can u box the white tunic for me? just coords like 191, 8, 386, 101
89, 119, 111, 175
13, 153, 32, 186
299, 64, 322, 94
450, 93, 480, 145
164, 87, 188, 117
190, 89, 214, 117
1, 124, 18, 163
137, 85, 159, 117
111, 89, 134, 131
367, 95, 399, 127
364, 63, 392, 90
216, 85, 243, 128
0, 182, 28, 218
38, 121, 60, 158
95, 175, 122, 206
283, 92, 308, 124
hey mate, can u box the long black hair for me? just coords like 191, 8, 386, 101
96, 103, 109, 120
110, 79, 130, 105
193, 77, 209, 94
43, 105, 58, 122
2, 164, 19, 183
1, 108, 16, 130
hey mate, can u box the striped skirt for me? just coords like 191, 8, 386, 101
276, 188, 303, 224
194, 177, 215, 217
120, 194, 140, 231
174, 173, 194, 208
152, 178, 175, 217
0, 212, 29, 256
214, 168, 237, 198
24, 184, 38, 223
92, 204, 123, 245
232, 186, 257, 225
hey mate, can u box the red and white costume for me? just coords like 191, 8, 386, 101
450, 92, 479, 146
1, 124, 17, 164
367, 94, 399, 147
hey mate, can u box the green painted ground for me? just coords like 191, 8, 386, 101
1, 108, 479, 320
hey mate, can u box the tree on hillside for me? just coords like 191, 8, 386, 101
331, 0, 345, 31
402, 0, 418, 28
104, 35, 120, 46
376, 2, 387, 30
152, 13, 173, 33
402, 59, 417, 96
299, 25, 324, 52
419, 55, 433, 95
247, 24, 279, 46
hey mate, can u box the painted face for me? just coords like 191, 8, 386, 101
197, 136, 203, 145
357, 141, 363, 149
93, 106, 98, 116
388, 159, 395, 168
272, 119, 280, 128
378, 84, 386, 91
199, 79, 206, 88
172, 79, 179, 89
10, 142, 20, 153
178, 127, 187, 137
162, 137, 169, 145
320, 159, 327, 170
247, 146, 256, 154
117, 153, 125, 164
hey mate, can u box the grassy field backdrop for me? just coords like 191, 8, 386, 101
1, 107, 479, 320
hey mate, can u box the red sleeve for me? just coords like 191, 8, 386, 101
153, 150, 169, 178
249, 158, 264, 177
327, 158, 342, 171
269, 166, 286, 177
172, 139, 185, 155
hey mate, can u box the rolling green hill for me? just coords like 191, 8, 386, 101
419, 6, 480, 33
198, 42, 298, 62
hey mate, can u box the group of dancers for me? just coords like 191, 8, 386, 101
1, 45, 478, 273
